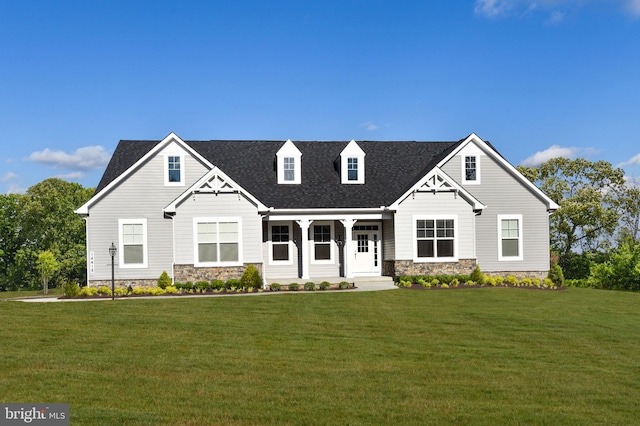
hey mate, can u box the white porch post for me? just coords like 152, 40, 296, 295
297, 219, 311, 280
340, 219, 355, 279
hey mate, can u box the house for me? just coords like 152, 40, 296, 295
75, 132, 558, 287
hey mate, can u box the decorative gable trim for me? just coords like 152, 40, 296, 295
164, 166, 269, 214
340, 140, 366, 184
388, 168, 486, 211
438, 133, 560, 210
276, 140, 302, 184
75, 132, 213, 215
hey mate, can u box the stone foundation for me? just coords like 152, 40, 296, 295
483, 271, 548, 281
89, 279, 158, 288
393, 259, 477, 277
174, 263, 263, 284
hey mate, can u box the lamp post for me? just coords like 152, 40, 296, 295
109, 242, 117, 301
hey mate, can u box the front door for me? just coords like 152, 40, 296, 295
351, 224, 381, 276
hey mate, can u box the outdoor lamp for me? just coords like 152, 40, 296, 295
109, 242, 117, 300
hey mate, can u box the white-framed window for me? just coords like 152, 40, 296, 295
118, 219, 148, 268
347, 157, 358, 181
462, 155, 480, 184
164, 154, 185, 186
413, 215, 458, 262
193, 217, 242, 266
269, 222, 293, 265
283, 157, 295, 182
498, 214, 523, 261
311, 221, 334, 263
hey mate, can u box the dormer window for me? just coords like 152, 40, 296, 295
276, 140, 302, 184
458, 144, 483, 185
168, 156, 181, 182
164, 150, 185, 186
465, 156, 476, 181
340, 140, 365, 184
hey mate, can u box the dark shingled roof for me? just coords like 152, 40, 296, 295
95, 139, 463, 209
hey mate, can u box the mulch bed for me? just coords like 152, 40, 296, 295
400, 283, 566, 291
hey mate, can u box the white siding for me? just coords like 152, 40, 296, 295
86, 151, 209, 282
441, 144, 551, 272
394, 191, 476, 261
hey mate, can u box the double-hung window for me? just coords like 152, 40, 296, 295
194, 218, 241, 266
165, 154, 185, 186
118, 219, 148, 268
347, 157, 358, 181
465, 156, 476, 181
270, 223, 292, 263
313, 224, 332, 262
283, 157, 295, 182
498, 215, 523, 261
415, 217, 456, 261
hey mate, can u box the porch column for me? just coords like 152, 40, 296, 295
297, 219, 311, 280
340, 219, 355, 279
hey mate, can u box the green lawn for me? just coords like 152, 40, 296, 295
1, 288, 638, 425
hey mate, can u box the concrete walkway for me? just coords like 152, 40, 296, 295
11, 277, 397, 302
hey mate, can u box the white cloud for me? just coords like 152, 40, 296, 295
474, 0, 640, 19
625, 176, 640, 188
55, 171, 86, 180
6, 183, 26, 194
520, 145, 578, 167
0, 172, 18, 183
617, 153, 640, 168
360, 122, 378, 131
27, 146, 111, 170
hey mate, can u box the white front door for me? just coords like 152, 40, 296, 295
351, 225, 381, 276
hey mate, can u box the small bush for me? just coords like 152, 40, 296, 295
548, 263, 565, 287
338, 281, 350, 289
133, 287, 148, 295
164, 285, 177, 294
319, 281, 331, 290
542, 277, 555, 288
225, 279, 241, 290
521, 277, 533, 287
63, 282, 81, 297
157, 271, 172, 289
195, 281, 210, 292
450, 278, 460, 287
304, 282, 317, 291
470, 265, 484, 284
441, 283, 450, 289
97, 286, 112, 296
79, 286, 98, 296
269, 283, 281, 291
241, 264, 262, 289
114, 287, 128, 296
417, 278, 430, 288
288, 283, 300, 291
148, 287, 166, 295
210, 279, 225, 290
532, 278, 542, 288
505, 275, 519, 286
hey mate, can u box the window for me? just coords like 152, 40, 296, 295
498, 215, 523, 261
194, 218, 241, 266
313, 224, 332, 262
465, 156, 476, 181
270, 224, 292, 263
415, 217, 456, 261
164, 154, 185, 186
347, 157, 358, 181
118, 219, 148, 268
283, 157, 295, 182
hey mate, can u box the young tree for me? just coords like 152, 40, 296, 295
518, 158, 626, 259
618, 186, 640, 244
36, 250, 59, 294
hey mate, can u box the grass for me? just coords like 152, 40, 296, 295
1, 287, 639, 425
0, 287, 63, 299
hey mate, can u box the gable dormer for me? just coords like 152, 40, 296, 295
276, 140, 302, 184
340, 140, 365, 184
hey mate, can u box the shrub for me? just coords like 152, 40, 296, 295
288, 283, 300, 291
450, 278, 460, 287
521, 277, 533, 287
548, 263, 565, 287
441, 283, 449, 289
304, 282, 317, 291
470, 265, 484, 284
505, 275, 519, 286
164, 285, 177, 294
338, 281, 350, 289
114, 287, 128, 296
417, 278, 430, 289
63, 282, 81, 297
225, 279, 241, 290
132, 287, 148, 295
532, 278, 541, 288
157, 271, 172, 289
79, 286, 98, 296
97, 286, 112, 296
211, 279, 225, 290
319, 281, 331, 290
195, 281, 210, 292
431, 279, 440, 286
542, 277, 555, 288
269, 283, 281, 291
240, 264, 262, 289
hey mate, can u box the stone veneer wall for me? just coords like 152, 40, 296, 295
393, 259, 477, 277
90, 279, 158, 288
483, 271, 548, 281
174, 263, 263, 284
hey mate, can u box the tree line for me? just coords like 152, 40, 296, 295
1, 159, 639, 292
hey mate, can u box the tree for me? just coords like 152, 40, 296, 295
36, 250, 59, 294
0, 194, 27, 291
618, 186, 640, 244
518, 158, 626, 259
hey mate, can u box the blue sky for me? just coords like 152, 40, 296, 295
2, 0, 640, 194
